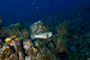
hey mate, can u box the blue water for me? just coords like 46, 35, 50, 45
0, 0, 90, 25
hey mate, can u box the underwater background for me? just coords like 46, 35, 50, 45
0, 0, 90, 25
0, 0, 90, 60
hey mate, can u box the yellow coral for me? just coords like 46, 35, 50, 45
15, 38, 20, 42
5, 38, 12, 45
11, 35, 16, 39
5, 38, 12, 42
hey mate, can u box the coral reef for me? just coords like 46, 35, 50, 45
0, 16, 90, 60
